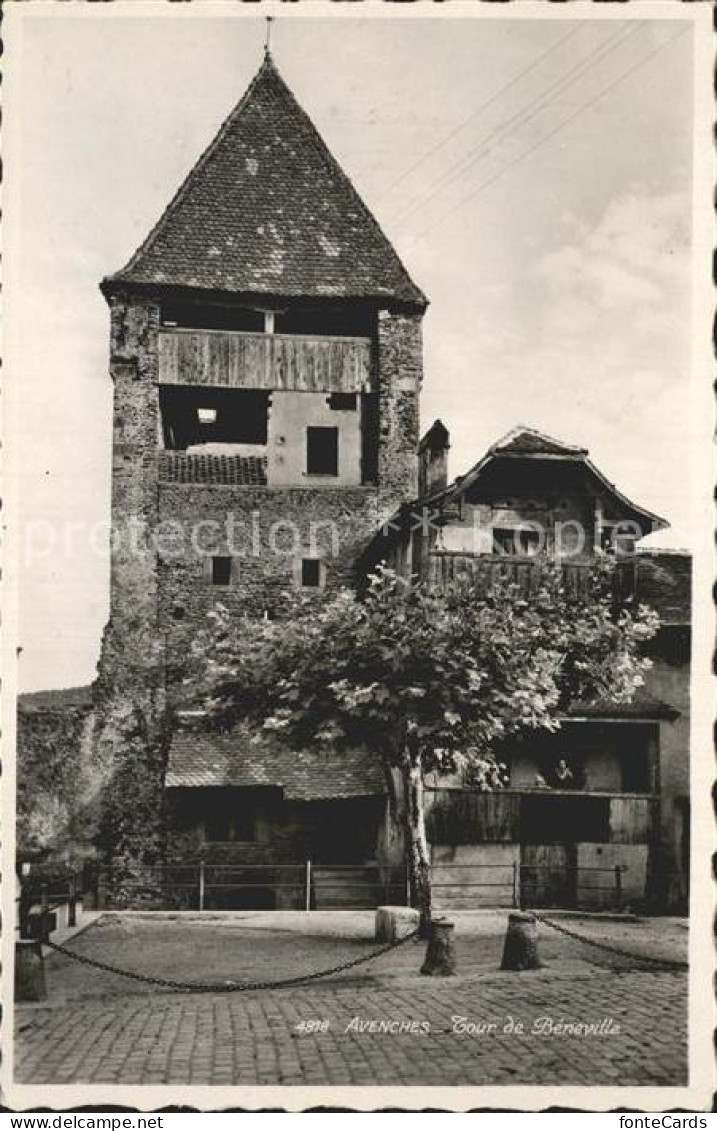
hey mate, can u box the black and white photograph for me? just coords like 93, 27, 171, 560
2, 1, 713, 1113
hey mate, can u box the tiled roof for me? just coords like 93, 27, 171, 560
159, 452, 267, 486
565, 691, 680, 721
635, 550, 691, 625
102, 55, 425, 309
491, 427, 588, 458
408, 425, 667, 537
166, 725, 386, 800
18, 685, 94, 714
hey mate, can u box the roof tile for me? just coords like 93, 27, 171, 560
103, 56, 425, 308
158, 452, 267, 486
166, 725, 386, 800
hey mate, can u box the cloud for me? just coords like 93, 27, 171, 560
533, 189, 690, 336
426, 187, 693, 545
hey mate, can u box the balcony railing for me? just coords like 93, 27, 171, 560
427, 551, 636, 599
158, 327, 373, 392
424, 788, 657, 846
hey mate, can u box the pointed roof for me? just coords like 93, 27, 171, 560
490, 426, 588, 459
419, 419, 451, 453
101, 55, 426, 309
413, 425, 668, 537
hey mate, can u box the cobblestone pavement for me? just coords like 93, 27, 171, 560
15, 914, 688, 1087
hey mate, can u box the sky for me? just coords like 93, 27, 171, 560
5, 7, 699, 692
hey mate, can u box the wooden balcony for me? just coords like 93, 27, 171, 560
425, 788, 657, 846
427, 551, 636, 599
158, 327, 373, 392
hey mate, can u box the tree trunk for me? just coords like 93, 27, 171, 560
401, 749, 433, 935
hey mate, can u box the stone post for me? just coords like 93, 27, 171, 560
375, 905, 420, 943
500, 911, 542, 970
15, 939, 47, 1002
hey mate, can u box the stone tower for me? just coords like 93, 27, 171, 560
96, 54, 427, 890
99, 53, 426, 690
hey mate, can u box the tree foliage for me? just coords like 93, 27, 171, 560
190, 562, 658, 925
191, 563, 657, 776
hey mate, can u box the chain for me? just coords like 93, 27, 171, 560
534, 913, 688, 971
44, 915, 686, 989
44, 928, 421, 994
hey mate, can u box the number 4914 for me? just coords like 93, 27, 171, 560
294, 1019, 330, 1033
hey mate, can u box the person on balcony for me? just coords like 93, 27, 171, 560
553, 758, 575, 788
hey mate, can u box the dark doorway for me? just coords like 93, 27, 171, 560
306, 797, 383, 865
520, 843, 577, 908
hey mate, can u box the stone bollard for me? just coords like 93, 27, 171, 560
500, 911, 541, 971
375, 905, 420, 944
15, 939, 47, 1002
420, 918, 456, 977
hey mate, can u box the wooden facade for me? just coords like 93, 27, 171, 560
158, 327, 373, 392
426, 551, 637, 600
424, 787, 658, 909
425, 788, 655, 847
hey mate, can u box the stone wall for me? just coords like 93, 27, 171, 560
644, 628, 690, 912
156, 483, 381, 686
377, 311, 421, 519
99, 293, 163, 690
102, 296, 425, 681
91, 291, 424, 899
93, 294, 171, 891
17, 684, 172, 896
16, 692, 101, 864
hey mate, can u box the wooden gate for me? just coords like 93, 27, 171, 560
520, 844, 576, 908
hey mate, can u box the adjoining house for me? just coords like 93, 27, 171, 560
16, 54, 690, 914
374, 423, 691, 912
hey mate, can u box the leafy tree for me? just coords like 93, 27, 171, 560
191, 564, 657, 929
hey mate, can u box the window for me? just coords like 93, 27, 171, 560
329, 392, 357, 411
301, 558, 322, 588
274, 306, 374, 338
306, 426, 339, 476
211, 556, 232, 586
203, 787, 279, 846
492, 527, 541, 557
205, 806, 255, 843
159, 386, 269, 451
600, 525, 637, 557
161, 301, 264, 333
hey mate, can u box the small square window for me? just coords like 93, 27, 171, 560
197, 407, 218, 424
306, 426, 339, 476
301, 559, 322, 588
211, 556, 232, 585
